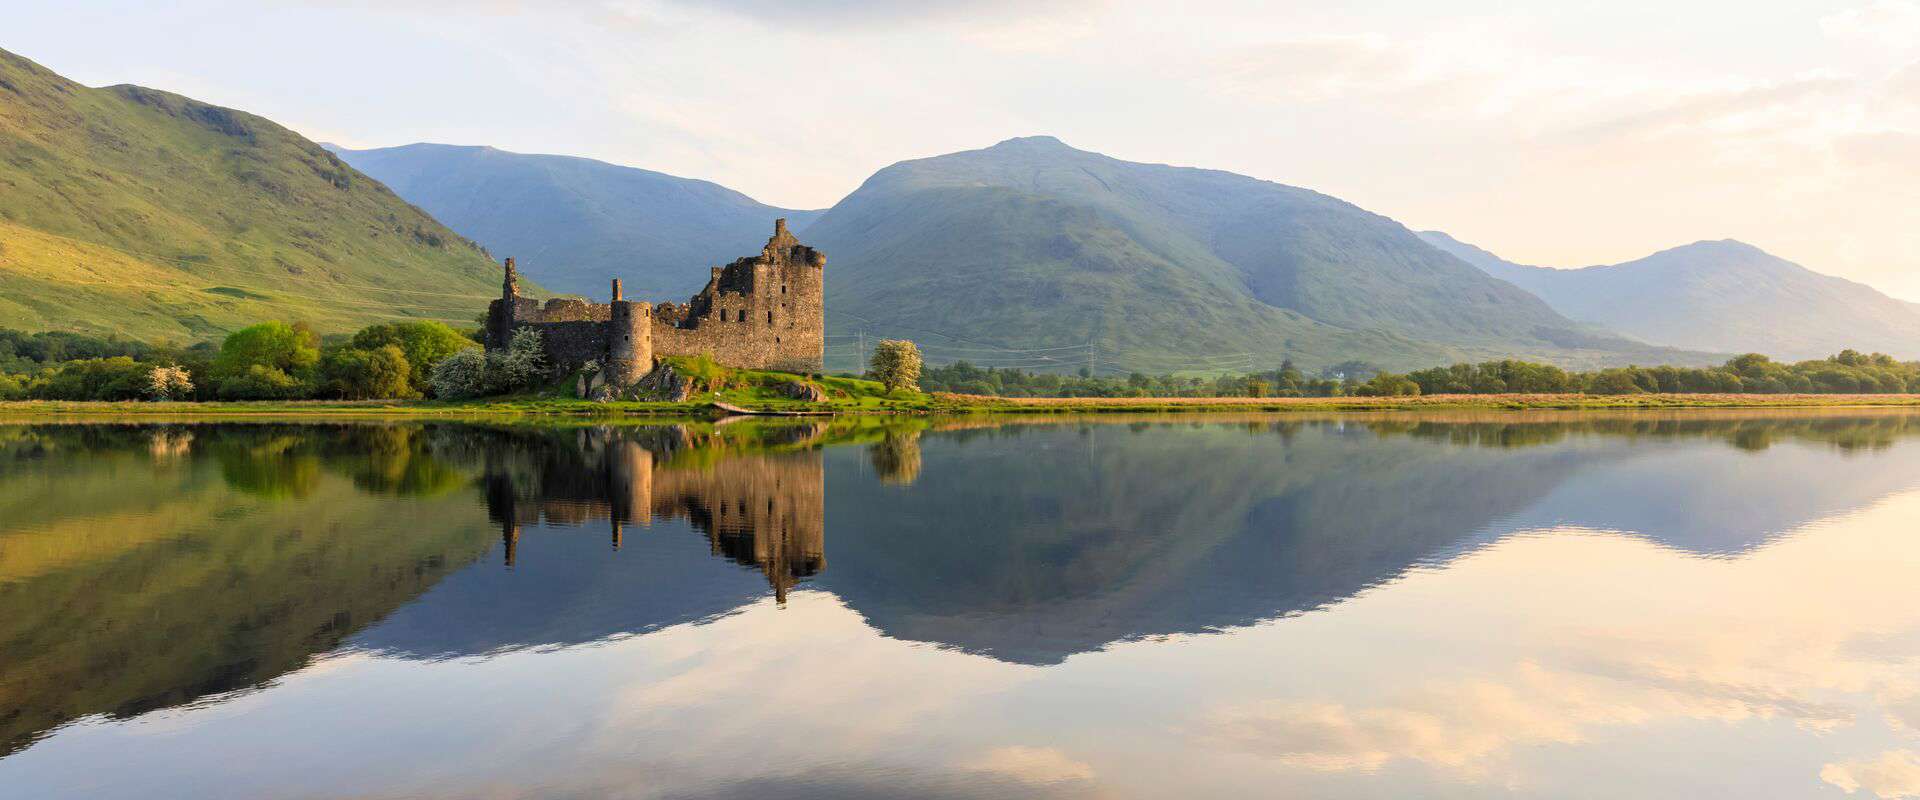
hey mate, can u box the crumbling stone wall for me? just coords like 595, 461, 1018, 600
481, 219, 824, 385
651, 218, 825, 373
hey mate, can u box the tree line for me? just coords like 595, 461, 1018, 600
916, 350, 1920, 398
0, 322, 548, 402
6, 323, 1916, 402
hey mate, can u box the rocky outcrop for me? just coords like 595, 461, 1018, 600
780, 380, 828, 403
630, 363, 695, 402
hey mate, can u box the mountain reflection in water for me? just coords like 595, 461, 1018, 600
3, 411, 1920, 799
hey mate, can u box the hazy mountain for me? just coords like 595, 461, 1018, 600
804, 136, 1696, 371
0, 48, 508, 340
327, 143, 822, 299
1421, 231, 1920, 360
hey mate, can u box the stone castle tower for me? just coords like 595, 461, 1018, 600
483, 220, 824, 392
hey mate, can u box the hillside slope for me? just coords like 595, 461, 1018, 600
328, 143, 820, 299
806, 136, 1696, 372
1422, 231, 1920, 360
0, 48, 510, 341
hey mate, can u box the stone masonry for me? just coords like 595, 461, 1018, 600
483, 219, 825, 390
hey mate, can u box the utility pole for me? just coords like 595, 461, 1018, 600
1087, 339, 1096, 379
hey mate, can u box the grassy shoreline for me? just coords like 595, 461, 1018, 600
5, 392, 1920, 419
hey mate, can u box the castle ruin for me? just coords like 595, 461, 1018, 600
484, 219, 825, 390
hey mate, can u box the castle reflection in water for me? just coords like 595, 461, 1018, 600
479, 425, 827, 600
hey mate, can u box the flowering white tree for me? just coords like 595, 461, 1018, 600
868, 339, 922, 394
145, 365, 194, 401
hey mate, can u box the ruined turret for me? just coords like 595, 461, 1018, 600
485, 257, 522, 350
606, 276, 652, 392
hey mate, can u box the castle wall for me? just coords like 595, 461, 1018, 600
536, 320, 617, 374
481, 219, 824, 387
649, 219, 825, 372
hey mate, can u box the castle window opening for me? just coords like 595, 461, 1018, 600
766, 310, 774, 325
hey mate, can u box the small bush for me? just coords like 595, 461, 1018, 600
218, 364, 308, 400
485, 328, 546, 394
429, 348, 488, 399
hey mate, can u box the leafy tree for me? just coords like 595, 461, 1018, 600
321, 345, 417, 400
27, 357, 150, 400
869, 340, 923, 394
1585, 368, 1646, 395
348, 321, 475, 394
213, 322, 319, 398
219, 364, 310, 400
1354, 373, 1421, 397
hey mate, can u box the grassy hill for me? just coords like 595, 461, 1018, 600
0, 48, 513, 342
328, 142, 820, 300
806, 136, 1701, 373
1423, 232, 1920, 361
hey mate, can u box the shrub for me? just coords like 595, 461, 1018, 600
485, 328, 546, 394
428, 348, 489, 400
218, 364, 308, 400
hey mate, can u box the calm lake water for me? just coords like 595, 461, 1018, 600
4, 411, 1920, 798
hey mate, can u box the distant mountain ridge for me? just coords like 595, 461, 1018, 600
803, 136, 1697, 371
327, 143, 821, 299
1421, 231, 1920, 360
0, 48, 509, 340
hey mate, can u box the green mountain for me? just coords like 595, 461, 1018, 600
1422, 231, 1920, 360
0, 48, 511, 341
805, 136, 1697, 372
326, 143, 821, 299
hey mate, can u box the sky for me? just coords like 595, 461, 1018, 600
9, 0, 1920, 298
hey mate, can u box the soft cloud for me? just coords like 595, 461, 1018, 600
1822, 1, 1920, 52
1824, 750, 1920, 798
960, 745, 1097, 784
654, 0, 1103, 28
1197, 659, 1853, 779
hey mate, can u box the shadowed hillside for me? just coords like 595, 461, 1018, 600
0, 48, 513, 340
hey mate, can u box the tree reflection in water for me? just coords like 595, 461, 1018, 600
3, 410, 1920, 769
